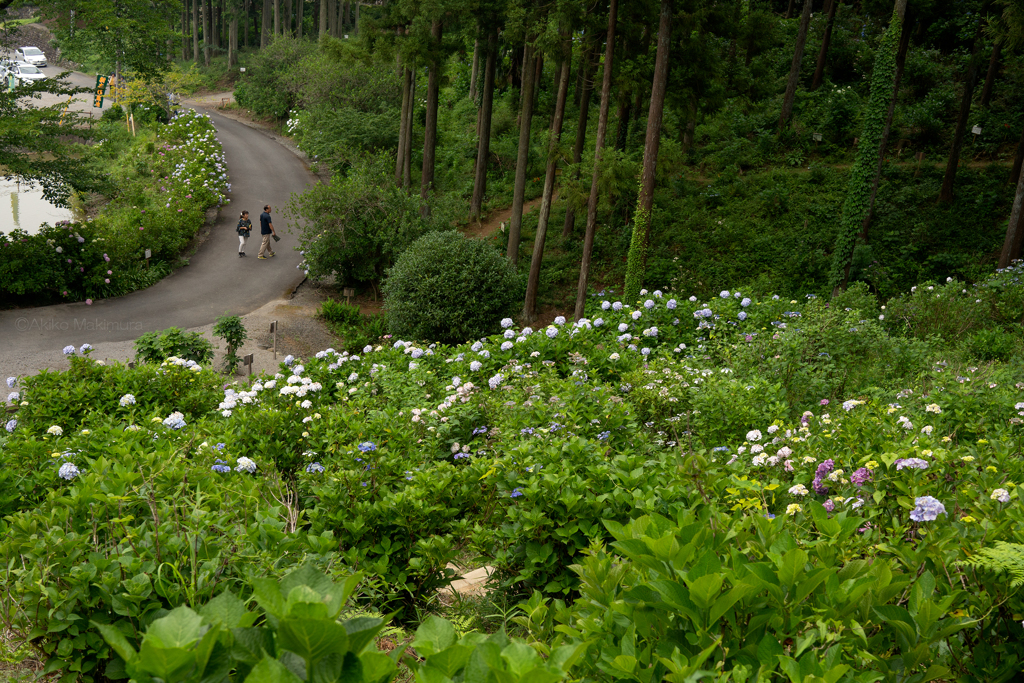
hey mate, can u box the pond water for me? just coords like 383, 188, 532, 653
0, 177, 75, 236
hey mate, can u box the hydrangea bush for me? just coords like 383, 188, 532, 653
1, 269, 1023, 681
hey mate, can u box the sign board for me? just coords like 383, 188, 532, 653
269, 321, 276, 333
239, 67, 246, 72
342, 288, 355, 297
144, 249, 152, 259
971, 125, 982, 135
93, 74, 109, 108
812, 132, 822, 142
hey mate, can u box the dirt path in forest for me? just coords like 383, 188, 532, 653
462, 194, 551, 240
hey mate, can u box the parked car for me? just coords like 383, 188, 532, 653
14, 47, 47, 67
9, 62, 47, 84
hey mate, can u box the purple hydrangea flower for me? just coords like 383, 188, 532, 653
910, 496, 946, 522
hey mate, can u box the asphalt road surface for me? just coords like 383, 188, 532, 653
1, 71, 312, 372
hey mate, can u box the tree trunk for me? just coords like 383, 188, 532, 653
681, 99, 696, 152
471, 27, 498, 221
319, 0, 326, 37
214, 0, 221, 50
979, 40, 1001, 108
615, 98, 631, 151
194, 0, 201, 60
623, 0, 672, 302
525, 41, 571, 320
827, 0, 908, 292
286, 0, 294, 36
261, 0, 271, 47
469, 39, 480, 101
562, 40, 596, 238
858, 8, 911, 242
327, 0, 335, 36
939, 31, 982, 203
420, 19, 443, 217
404, 68, 415, 189
998, 165, 1024, 268
204, 0, 212, 65
182, 4, 189, 60
1011, 125, 1024, 188
274, 0, 280, 35
229, 11, 238, 66
396, 66, 412, 184
811, 0, 839, 91
574, 0, 618, 320
297, 0, 303, 38
354, 1, 359, 35
507, 44, 537, 264
778, 0, 813, 132
785, 0, 795, 19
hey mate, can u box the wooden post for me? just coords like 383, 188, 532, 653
270, 321, 277, 359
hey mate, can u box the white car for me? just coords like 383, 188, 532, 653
15, 47, 47, 67
9, 62, 47, 84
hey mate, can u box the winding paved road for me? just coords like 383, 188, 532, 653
1, 72, 312, 372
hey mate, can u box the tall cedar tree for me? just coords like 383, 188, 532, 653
623, 0, 673, 303
420, 19, 443, 217
562, 37, 597, 238
506, 43, 538, 264
779, 0, 813, 131
524, 35, 572, 320
939, 29, 982, 203
575, 0, 618, 320
811, 0, 840, 90
471, 26, 498, 221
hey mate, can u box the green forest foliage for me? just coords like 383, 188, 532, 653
233, 0, 1023, 304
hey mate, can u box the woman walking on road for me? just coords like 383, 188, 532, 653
236, 210, 253, 257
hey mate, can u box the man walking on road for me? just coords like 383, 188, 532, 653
258, 205, 277, 259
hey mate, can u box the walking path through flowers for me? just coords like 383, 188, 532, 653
0, 102, 314, 381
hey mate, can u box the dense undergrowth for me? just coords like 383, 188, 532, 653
0, 109, 228, 307
2, 266, 1023, 681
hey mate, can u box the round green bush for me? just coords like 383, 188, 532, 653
383, 231, 524, 345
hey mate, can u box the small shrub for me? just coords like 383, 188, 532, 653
317, 298, 362, 327
134, 327, 214, 365
383, 232, 524, 345
213, 314, 248, 373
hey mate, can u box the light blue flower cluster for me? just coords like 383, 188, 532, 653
910, 496, 946, 521
58, 462, 80, 480
162, 411, 187, 430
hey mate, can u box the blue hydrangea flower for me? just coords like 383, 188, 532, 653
500, 318, 514, 329
644, 300, 654, 309
521, 427, 534, 435
58, 462, 80, 480
211, 463, 231, 473
363, 345, 373, 353
5, 419, 16, 433
119, 394, 136, 407
7, 392, 18, 402
666, 299, 677, 309
741, 297, 751, 307
79, 344, 92, 353
720, 290, 730, 298
501, 341, 513, 351
470, 361, 482, 371
284, 355, 295, 366
738, 311, 747, 321
509, 488, 524, 498
594, 318, 604, 326
612, 301, 623, 311
554, 316, 566, 325
910, 496, 946, 522
597, 431, 611, 440
601, 301, 611, 310
546, 327, 558, 339
62, 345, 76, 355
488, 373, 504, 390
357, 441, 377, 452
6, 377, 16, 388
306, 462, 325, 474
